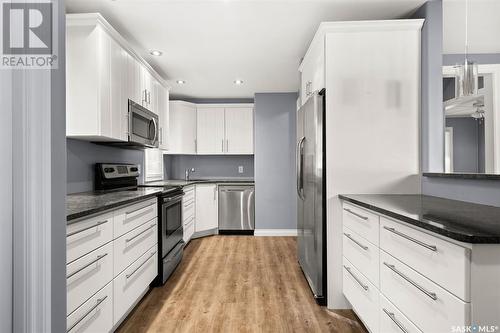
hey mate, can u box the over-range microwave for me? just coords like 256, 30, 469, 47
105, 100, 159, 149
128, 100, 159, 148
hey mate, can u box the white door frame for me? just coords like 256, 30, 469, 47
7, 0, 67, 332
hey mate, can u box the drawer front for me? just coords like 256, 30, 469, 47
67, 282, 113, 333
67, 242, 113, 315
182, 200, 195, 220
343, 203, 379, 246
113, 219, 158, 276
183, 219, 194, 243
183, 214, 195, 227
380, 295, 422, 333
343, 257, 379, 333
113, 245, 158, 325
380, 217, 470, 301
67, 212, 113, 264
343, 226, 380, 287
380, 251, 470, 333
113, 199, 157, 238
183, 187, 195, 202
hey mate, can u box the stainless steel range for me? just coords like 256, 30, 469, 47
94, 163, 185, 286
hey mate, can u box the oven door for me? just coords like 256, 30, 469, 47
161, 194, 183, 257
128, 99, 159, 148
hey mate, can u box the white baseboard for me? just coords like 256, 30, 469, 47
254, 229, 298, 236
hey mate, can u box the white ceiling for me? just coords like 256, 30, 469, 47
443, 0, 500, 55
66, 0, 427, 99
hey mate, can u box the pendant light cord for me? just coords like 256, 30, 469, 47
465, 0, 469, 58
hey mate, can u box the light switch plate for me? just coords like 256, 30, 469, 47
238, 166, 244, 174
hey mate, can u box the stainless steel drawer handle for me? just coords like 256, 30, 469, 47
383, 262, 437, 300
67, 253, 108, 279
343, 208, 368, 221
67, 220, 108, 237
126, 251, 156, 279
344, 233, 369, 250
67, 295, 108, 333
126, 204, 153, 216
383, 308, 409, 333
125, 223, 156, 243
343, 265, 368, 291
383, 226, 437, 252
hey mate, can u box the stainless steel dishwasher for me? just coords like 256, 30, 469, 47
218, 185, 255, 234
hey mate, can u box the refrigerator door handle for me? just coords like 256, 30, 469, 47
296, 136, 305, 200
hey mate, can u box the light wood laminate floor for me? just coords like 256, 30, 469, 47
117, 236, 367, 333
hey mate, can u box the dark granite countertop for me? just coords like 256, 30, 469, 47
142, 178, 255, 187
339, 194, 500, 244
423, 172, 500, 180
67, 187, 170, 222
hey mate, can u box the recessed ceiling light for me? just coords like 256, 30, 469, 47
234, 79, 244, 85
176, 80, 186, 85
150, 50, 163, 56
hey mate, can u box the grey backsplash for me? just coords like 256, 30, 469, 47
164, 155, 254, 180
67, 139, 145, 194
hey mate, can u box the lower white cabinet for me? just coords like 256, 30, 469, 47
66, 198, 159, 333
67, 242, 113, 315
67, 282, 113, 333
195, 184, 218, 233
379, 295, 422, 333
113, 245, 158, 324
343, 257, 379, 333
341, 200, 500, 333
183, 185, 196, 243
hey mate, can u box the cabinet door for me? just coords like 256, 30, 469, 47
168, 102, 197, 154
140, 67, 154, 110
144, 148, 164, 182
127, 54, 141, 105
109, 38, 128, 141
157, 84, 169, 151
225, 107, 254, 154
300, 38, 324, 106
195, 184, 218, 233
196, 107, 225, 154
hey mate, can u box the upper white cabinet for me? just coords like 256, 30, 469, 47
168, 101, 197, 154
196, 107, 225, 154
66, 13, 169, 142
299, 36, 325, 106
194, 104, 254, 155
225, 107, 254, 154
157, 84, 169, 150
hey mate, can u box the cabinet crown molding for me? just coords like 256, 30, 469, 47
67, 13, 169, 89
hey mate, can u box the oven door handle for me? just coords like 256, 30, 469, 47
163, 194, 184, 203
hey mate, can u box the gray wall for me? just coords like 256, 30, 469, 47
446, 118, 483, 173
67, 139, 145, 193
443, 53, 500, 66
164, 155, 254, 179
254, 92, 298, 230
419, 2, 500, 207
411, 0, 444, 173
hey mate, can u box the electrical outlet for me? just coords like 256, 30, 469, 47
238, 166, 244, 174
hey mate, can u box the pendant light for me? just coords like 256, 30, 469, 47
455, 0, 478, 97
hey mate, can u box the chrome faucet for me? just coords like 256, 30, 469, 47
185, 168, 195, 181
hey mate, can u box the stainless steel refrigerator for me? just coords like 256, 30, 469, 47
296, 89, 326, 305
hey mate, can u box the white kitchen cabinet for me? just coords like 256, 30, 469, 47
168, 101, 197, 154
225, 107, 254, 154
66, 197, 159, 333
299, 36, 325, 106
156, 83, 170, 151
67, 14, 169, 142
110, 37, 129, 142
127, 54, 142, 106
195, 184, 218, 233
196, 107, 225, 154
144, 149, 164, 182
